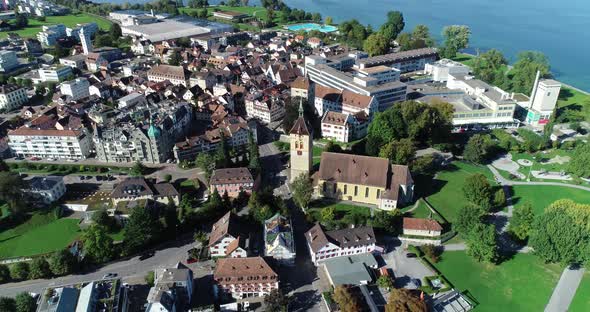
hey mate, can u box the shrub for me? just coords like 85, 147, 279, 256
421, 244, 441, 263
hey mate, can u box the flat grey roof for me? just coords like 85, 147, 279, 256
122, 17, 232, 42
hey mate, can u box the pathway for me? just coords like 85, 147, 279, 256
487, 165, 590, 192
545, 266, 586, 312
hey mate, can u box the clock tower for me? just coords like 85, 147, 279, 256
289, 100, 312, 182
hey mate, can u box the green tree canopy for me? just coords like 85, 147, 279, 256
82, 225, 115, 263
264, 289, 289, 312
15, 292, 36, 312
511, 51, 551, 94
49, 249, 76, 276
379, 11, 405, 43
123, 206, 161, 255
333, 285, 363, 312
378, 138, 416, 165
567, 143, 590, 178
10, 262, 29, 281
291, 173, 313, 209
385, 288, 428, 312
509, 202, 535, 241
363, 32, 389, 56
440, 25, 471, 58
466, 222, 498, 263
455, 203, 486, 236
462, 173, 493, 211
463, 134, 497, 164
28, 258, 51, 280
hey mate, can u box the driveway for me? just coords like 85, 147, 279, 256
382, 238, 435, 288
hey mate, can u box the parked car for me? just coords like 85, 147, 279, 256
102, 273, 118, 279
406, 253, 417, 258
139, 251, 154, 261
186, 258, 198, 264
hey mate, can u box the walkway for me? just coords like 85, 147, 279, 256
487, 165, 590, 192
545, 266, 586, 312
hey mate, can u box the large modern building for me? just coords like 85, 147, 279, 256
0, 50, 19, 72
0, 84, 28, 111
314, 152, 414, 210
59, 78, 90, 101
38, 65, 72, 82
305, 55, 407, 111
525, 72, 561, 126
8, 127, 92, 160
424, 59, 470, 82
121, 16, 232, 42
356, 47, 438, 72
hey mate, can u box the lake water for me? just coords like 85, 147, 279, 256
103, 0, 590, 91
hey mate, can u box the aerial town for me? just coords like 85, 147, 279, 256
0, 0, 588, 312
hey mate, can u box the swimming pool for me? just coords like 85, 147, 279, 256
285, 23, 338, 33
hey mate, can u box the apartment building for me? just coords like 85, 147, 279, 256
0, 84, 28, 111
147, 64, 189, 86
305, 224, 377, 265
8, 127, 91, 159
209, 167, 259, 198
38, 65, 72, 82
146, 263, 193, 312
208, 212, 248, 258
36, 24, 66, 46
245, 96, 286, 124
59, 78, 90, 101
0, 50, 18, 72
214, 257, 279, 299
320, 110, 369, 143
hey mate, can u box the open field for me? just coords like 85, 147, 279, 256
435, 251, 562, 312
0, 13, 111, 39
0, 212, 81, 259
422, 161, 496, 223
570, 272, 590, 312
510, 185, 590, 215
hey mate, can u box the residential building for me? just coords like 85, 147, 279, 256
59, 78, 90, 101
323, 253, 378, 286
356, 47, 438, 72
402, 217, 443, 245
209, 167, 259, 198
37, 278, 127, 312
245, 96, 285, 124
110, 177, 179, 206
208, 212, 248, 258
290, 76, 310, 99
8, 127, 92, 160
0, 84, 28, 111
147, 64, 189, 86
59, 54, 87, 69
314, 84, 377, 117
320, 110, 369, 143
0, 50, 18, 72
525, 72, 561, 126
79, 27, 92, 55
289, 108, 312, 182
305, 224, 376, 265
214, 257, 279, 299
314, 153, 414, 210
146, 263, 194, 312
38, 65, 72, 82
264, 214, 296, 266
424, 59, 470, 82
117, 92, 147, 109
27, 176, 66, 204
305, 55, 407, 111
36, 24, 66, 46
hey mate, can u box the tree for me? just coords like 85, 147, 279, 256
567, 143, 590, 178
323, 141, 342, 153
15, 292, 36, 312
291, 173, 313, 209
325, 16, 333, 25
462, 173, 493, 211
463, 134, 496, 164
49, 249, 76, 276
333, 285, 362, 312
379, 11, 404, 43
493, 188, 506, 209
311, 13, 322, 23
385, 288, 427, 312
131, 161, 148, 176
0, 297, 15, 312
455, 204, 485, 235
91, 209, 116, 231
163, 174, 172, 183
264, 289, 289, 312
509, 202, 534, 241
10, 262, 29, 281
123, 205, 160, 255
109, 23, 122, 41
168, 51, 182, 66
412, 24, 434, 47
193, 231, 207, 245
364, 32, 389, 57
511, 51, 551, 94
94, 34, 112, 48
379, 138, 416, 165
82, 225, 115, 263
215, 133, 231, 168
421, 244, 441, 263
440, 25, 471, 58
145, 271, 155, 287
466, 222, 498, 263
377, 275, 394, 290
530, 199, 590, 264
0, 172, 25, 216
471, 49, 508, 85
195, 152, 215, 180
248, 131, 260, 170
0, 264, 10, 284
15, 14, 28, 29
320, 206, 334, 222
28, 258, 51, 280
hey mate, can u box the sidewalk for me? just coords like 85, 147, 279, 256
545, 266, 586, 312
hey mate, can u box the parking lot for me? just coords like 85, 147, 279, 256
381, 237, 436, 289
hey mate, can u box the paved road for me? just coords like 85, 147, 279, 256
545, 266, 586, 312
0, 236, 204, 298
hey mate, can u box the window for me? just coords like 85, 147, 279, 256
376, 189, 380, 199
343, 184, 347, 194
354, 186, 358, 196
297, 150, 302, 156
365, 187, 369, 198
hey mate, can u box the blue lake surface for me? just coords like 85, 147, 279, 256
102, 0, 590, 91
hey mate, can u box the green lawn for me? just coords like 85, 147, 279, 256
0, 213, 81, 259
556, 87, 590, 122
435, 251, 562, 312
423, 161, 496, 223
0, 13, 112, 39
404, 199, 446, 224
307, 201, 371, 222
452, 53, 476, 67
570, 272, 590, 312
510, 185, 590, 215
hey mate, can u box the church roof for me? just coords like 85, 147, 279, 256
290, 116, 310, 136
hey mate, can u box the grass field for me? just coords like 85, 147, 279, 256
307, 201, 371, 223
570, 272, 590, 312
0, 13, 112, 39
423, 161, 496, 223
0, 212, 81, 259
435, 251, 562, 312
556, 86, 590, 122
510, 185, 590, 215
